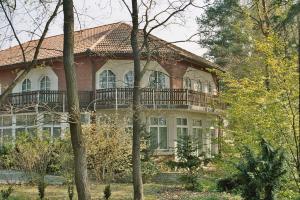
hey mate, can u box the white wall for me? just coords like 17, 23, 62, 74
12, 66, 58, 93
183, 67, 217, 94
95, 59, 170, 89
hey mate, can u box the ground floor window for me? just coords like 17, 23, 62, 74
176, 118, 188, 140
192, 119, 204, 156
149, 117, 168, 150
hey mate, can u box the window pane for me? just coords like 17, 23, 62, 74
3, 129, 12, 143
53, 127, 61, 138
177, 127, 181, 138
43, 127, 51, 134
124, 71, 134, 88
27, 115, 37, 126
193, 120, 202, 127
159, 127, 167, 149
182, 128, 188, 136
16, 115, 26, 126
28, 128, 37, 138
150, 117, 158, 125
16, 128, 26, 139
2, 116, 12, 127
159, 117, 166, 125
176, 118, 181, 125
150, 127, 158, 149
182, 118, 187, 125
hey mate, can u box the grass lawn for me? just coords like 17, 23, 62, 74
0, 183, 241, 200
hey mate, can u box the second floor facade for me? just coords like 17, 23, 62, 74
0, 23, 224, 112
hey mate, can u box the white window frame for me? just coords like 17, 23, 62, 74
192, 119, 204, 156
124, 70, 134, 88
149, 117, 168, 150
21, 79, 31, 92
99, 70, 116, 89
176, 117, 188, 139
40, 76, 51, 91
149, 71, 168, 89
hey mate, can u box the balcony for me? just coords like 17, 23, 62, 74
2, 88, 225, 113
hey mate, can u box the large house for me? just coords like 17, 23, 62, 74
0, 22, 224, 157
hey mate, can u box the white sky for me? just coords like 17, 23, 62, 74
0, 0, 207, 56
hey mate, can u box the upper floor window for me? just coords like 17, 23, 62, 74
40, 76, 51, 90
196, 80, 203, 92
99, 70, 116, 89
124, 71, 134, 88
208, 82, 213, 94
22, 79, 31, 92
184, 78, 191, 90
149, 71, 168, 89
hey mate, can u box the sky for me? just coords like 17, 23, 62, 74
0, 0, 207, 56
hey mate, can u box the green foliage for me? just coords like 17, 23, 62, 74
103, 184, 111, 200
0, 186, 13, 200
218, 138, 286, 200
140, 129, 160, 184
167, 135, 208, 191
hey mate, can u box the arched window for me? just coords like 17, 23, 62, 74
40, 76, 51, 90
196, 80, 202, 92
22, 79, 31, 92
184, 78, 191, 90
124, 71, 134, 88
149, 71, 168, 89
208, 82, 213, 94
99, 70, 116, 89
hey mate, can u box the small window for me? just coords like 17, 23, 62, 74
149, 71, 168, 89
40, 76, 51, 90
184, 78, 191, 90
149, 117, 168, 150
124, 71, 134, 88
22, 79, 31, 92
99, 70, 116, 89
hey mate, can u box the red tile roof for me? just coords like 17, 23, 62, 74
0, 22, 222, 70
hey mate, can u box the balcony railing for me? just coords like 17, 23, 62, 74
2, 88, 225, 112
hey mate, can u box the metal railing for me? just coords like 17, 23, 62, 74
3, 88, 225, 111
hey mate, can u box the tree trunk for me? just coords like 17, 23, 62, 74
130, 0, 144, 199
63, 0, 91, 199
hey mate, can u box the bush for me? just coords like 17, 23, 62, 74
217, 176, 241, 192
103, 184, 111, 200
219, 138, 286, 200
167, 135, 209, 191
0, 186, 13, 200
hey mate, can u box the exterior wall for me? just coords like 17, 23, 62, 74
95, 59, 170, 89
96, 109, 219, 156
12, 67, 58, 93
0, 69, 18, 94
183, 67, 217, 94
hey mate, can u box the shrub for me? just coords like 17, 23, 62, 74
103, 184, 111, 200
0, 186, 13, 200
218, 138, 286, 200
217, 176, 241, 192
167, 135, 209, 191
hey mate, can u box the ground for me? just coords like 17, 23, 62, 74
0, 183, 241, 200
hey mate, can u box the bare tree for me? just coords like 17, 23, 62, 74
121, 1, 207, 199
62, 0, 91, 199
0, 0, 62, 105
